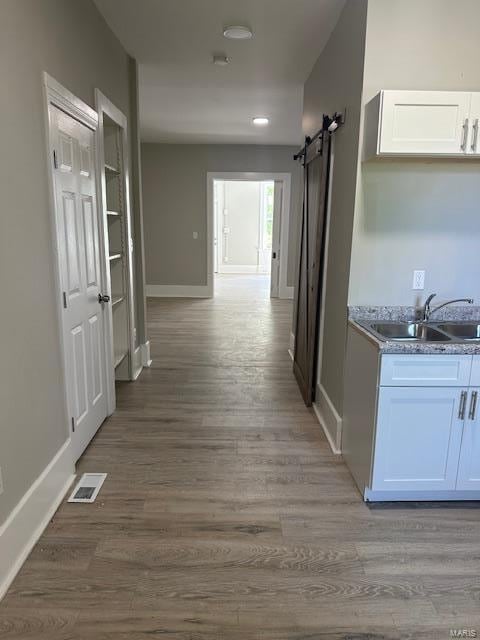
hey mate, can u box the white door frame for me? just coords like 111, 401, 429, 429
207, 172, 292, 299
42, 73, 114, 448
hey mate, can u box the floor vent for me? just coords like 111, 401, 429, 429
68, 473, 107, 503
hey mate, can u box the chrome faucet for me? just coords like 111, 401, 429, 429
422, 293, 474, 322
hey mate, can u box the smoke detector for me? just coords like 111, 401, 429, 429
213, 54, 230, 66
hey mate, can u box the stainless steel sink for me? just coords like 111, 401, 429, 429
368, 322, 451, 342
437, 323, 480, 341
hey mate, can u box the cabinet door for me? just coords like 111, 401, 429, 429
379, 90, 471, 156
470, 356, 480, 386
372, 387, 464, 491
456, 388, 480, 489
468, 93, 480, 155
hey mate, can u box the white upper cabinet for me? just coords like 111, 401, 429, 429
364, 90, 480, 158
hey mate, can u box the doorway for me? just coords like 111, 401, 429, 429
214, 180, 274, 276
207, 172, 292, 299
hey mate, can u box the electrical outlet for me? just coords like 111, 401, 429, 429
0, 466, 3, 496
412, 270, 425, 290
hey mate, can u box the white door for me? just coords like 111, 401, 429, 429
379, 90, 471, 155
270, 181, 282, 297
50, 105, 109, 461
456, 388, 480, 490
372, 386, 464, 492
468, 93, 480, 155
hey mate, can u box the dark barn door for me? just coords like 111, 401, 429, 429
293, 133, 332, 406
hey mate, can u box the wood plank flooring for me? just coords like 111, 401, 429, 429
1, 274, 480, 639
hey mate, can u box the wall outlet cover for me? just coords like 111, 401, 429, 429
412, 270, 425, 290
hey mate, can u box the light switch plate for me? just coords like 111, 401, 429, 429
412, 270, 425, 290
192, 231, 198, 240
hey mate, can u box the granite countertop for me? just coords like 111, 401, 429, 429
348, 305, 480, 355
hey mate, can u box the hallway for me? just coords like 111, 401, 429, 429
1, 275, 480, 639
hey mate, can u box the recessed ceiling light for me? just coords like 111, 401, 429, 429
253, 117, 269, 126
223, 25, 253, 40
213, 54, 230, 66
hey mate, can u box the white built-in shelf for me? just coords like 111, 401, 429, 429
114, 350, 128, 368
111, 295, 125, 308
105, 163, 120, 175
107, 210, 121, 218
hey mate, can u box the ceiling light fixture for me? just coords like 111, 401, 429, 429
213, 54, 230, 66
223, 25, 253, 40
253, 117, 269, 126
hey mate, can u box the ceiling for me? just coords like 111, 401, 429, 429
94, 0, 345, 145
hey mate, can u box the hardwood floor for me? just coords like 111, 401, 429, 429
1, 274, 480, 639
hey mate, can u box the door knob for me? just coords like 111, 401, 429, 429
98, 293, 110, 304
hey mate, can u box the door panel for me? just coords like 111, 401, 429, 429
82, 196, 98, 287
63, 193, 82, 297
71, 324, 88, 424
293, 136, 331, 405
59, 133, 74, 171
50, 105, 108, 461
88, 314, 103, 405
372, 387, 464, 491
456, 388, 480, 489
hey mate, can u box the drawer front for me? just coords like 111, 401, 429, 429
380, 354, 472, 387
470, 356, 480, 386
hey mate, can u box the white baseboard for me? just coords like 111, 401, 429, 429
146, 284, 211, 298
280, 285, 294, 300
0, 440, 75, 601
141, 341, 152, 367
132, 341, 153, 379
132, 346, 143, 380
313, 384, 342, 455
288, 331, 295, 361
364, 489, 480, 502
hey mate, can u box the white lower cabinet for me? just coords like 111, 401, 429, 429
372, 387, 465, 491
370, 355, 480, 498
457, 388, 480, 490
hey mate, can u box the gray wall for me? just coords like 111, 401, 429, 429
349, 0, 480, 306
141, 144, 302, 287
0, 0, 133, 524
302, 0, 368, 414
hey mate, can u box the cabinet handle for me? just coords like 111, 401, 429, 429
471, 118, 479, 153
469, 391, 478, 420
461, 118, 469, 151
459, 390, 467, 420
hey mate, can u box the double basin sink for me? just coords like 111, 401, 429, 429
363, 321, 480, 343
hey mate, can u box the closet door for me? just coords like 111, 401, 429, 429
50, 105, 109, 460
293, 137, 331, 405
